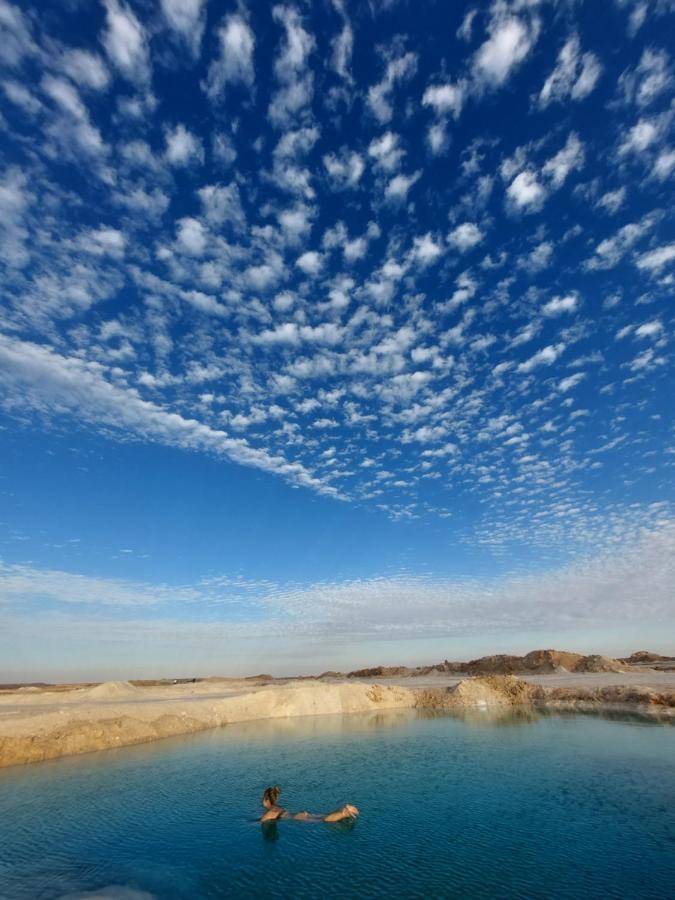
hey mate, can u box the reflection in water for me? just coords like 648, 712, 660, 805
260, 813, 357, 843
217, 707, 419, 743
535, 704, 675, 726
418, 705, 542, 728
260, 820, 279, 842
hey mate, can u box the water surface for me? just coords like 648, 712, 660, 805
0, 708, 673, 899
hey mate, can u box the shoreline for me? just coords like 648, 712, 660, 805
1, 672, 674, 769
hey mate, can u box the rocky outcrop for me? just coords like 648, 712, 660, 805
415, 676, 537, 710
621, 650, 672, 665
573, 655, 626, 673
465, 649, 587, 674
347, 665, 413, 677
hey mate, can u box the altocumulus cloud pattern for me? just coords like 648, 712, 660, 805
0, 0, 674, 669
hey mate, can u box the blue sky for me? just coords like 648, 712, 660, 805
0, 0, 674, 680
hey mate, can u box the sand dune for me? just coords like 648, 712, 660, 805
80, 681, 140, 700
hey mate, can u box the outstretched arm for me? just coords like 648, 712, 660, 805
323, 804, 360, 822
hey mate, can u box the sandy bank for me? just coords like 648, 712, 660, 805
0, 681, 413, 768
1, 674, 673, 769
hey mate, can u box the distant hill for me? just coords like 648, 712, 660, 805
336, 648, 675, 679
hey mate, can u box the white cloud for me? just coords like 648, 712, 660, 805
517, 343, 565, 373
558, 372, 585, 392
0, 0, 37, 68
268, 5, 315, 128
0, 165, 31, 267
653, 149, 675, 180
278, 203, 314, 243
182, 289, 228, 317
619, 48, 673, 107
368, 131, 404, 172
198, 183, 245, 230
447, 222, 484, 251
2, 79, 41, 114
0, 562, 170, 607
586, 214, 657, 269
520, 240, 553, 273
538, 35, 602, 108
368, 49, 417, 123
60, 49, 110, 90
296, 250, 323, 275
384, 170, 421, 201
543, 293, 578, 316
204, 15, 255, 98
542, 132, 585, 188
323, 148, 365, 189
0, 335, 340, 497
161, 0, 207, 57
635, 242, 675, 272
7, 520, 672, 655
343, 236, 368, 261
212, 132, 237, 167
507, 169, 546, 211
510, 321, 540, 348
505, 134, 583, 214
618, 118, 659, 155
630, 348, 664, 372
457, 9, 478, 43
165, 124, 204, 167
255, 322, 299, 345
331, 18, 353, 82
635, 319, 663, 339
176, 217, 207, 255
102, 0, 150, 84
422, 81, 466, 118
426, 121, 449, 156
81, 226, 126, 257
473, 15, 539, 86
596, 187, 626, 214
411, 233, 444, 265
40, 74, 108, 165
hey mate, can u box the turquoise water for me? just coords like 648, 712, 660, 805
0, 708, 673, 899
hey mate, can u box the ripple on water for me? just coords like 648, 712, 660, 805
0, 709, 673, 900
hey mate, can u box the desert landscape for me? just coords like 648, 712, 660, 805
2, 649, 673, 769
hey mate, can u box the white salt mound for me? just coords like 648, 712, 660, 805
84, 681, 139, 699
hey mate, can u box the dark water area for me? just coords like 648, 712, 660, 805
0, 708, 673, 899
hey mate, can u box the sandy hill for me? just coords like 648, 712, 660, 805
82, 681, 140, 700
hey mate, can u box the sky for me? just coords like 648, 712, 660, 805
0, 0, 674, 681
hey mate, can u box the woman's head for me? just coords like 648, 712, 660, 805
262, 785, 281, 809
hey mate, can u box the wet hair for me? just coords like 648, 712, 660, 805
262, 785, 281, 808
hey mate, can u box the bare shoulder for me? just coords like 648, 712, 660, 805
260, 806, 285, 822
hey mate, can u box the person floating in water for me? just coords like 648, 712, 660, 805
260, 785, 359, 823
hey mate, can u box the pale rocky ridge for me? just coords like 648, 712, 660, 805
338, 647, 663, 678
